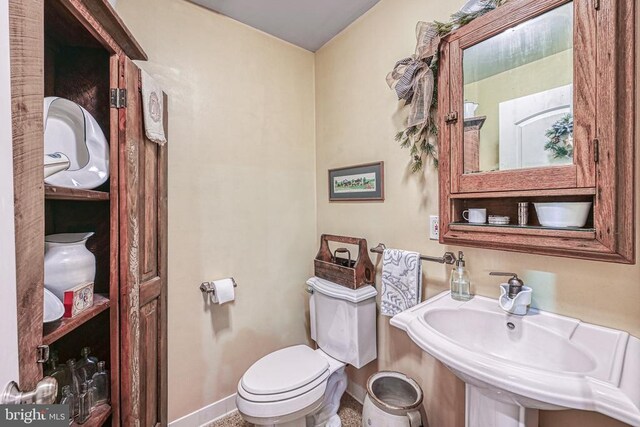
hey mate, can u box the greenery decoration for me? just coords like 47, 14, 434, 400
396, 0, 509, 172
433, 0, 509, 36
544, 114, 574, 159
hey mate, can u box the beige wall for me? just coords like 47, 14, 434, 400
116, 0, 317, 421
315, 1, 639, 426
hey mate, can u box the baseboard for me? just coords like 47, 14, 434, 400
346, 380, 366, 404
169, 393, 237, 427
169, 381, 364, 427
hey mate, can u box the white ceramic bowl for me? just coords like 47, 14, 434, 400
533, 202, 592, 228
43, 97, 109, 190
43, 288, 64, 324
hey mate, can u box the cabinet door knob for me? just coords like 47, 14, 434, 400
1, 377, 58, 405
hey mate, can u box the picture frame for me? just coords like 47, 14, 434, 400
328, 161, 384, 201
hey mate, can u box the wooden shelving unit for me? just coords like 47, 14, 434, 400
449, 187, 597, 199
45, 185, 110, 201
43, 295, 110, 345
449, 223, 596, 239
71, 404, 112, 427
11, 0, 166, 424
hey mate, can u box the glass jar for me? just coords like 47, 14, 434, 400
76, 382, 91, 424
76, 347, 98, 381
59, 385, 76, 425
65, 359, 82, 396
91, 361, 110, 406
45, 353, 67, 402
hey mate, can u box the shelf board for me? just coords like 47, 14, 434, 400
71, 404, 112, 427
43, 294, 110, 345
449, 223, 596, 239
45, 185, 110, 201
449, 188, 596, 199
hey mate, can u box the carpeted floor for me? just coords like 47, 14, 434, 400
206, 393, 362, 427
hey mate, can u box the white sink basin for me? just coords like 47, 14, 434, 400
391, 292, 640, 427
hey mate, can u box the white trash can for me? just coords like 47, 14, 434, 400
362, 371, 428, 427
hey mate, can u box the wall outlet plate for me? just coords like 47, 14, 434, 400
430, 215, 439, 240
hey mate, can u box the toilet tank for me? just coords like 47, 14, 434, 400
307, 277, 377, 369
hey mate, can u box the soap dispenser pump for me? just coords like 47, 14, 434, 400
450, 251, 472, 301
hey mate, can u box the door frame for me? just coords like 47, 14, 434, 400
0, 0, 19, 390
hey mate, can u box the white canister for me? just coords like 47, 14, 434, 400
44, 232, 96, 301
362, 371, 428, 427
464, 101, 479, 118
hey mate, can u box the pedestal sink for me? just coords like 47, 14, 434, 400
390, 292, 640, 427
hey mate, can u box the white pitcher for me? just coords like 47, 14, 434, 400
44, 232, 96, 301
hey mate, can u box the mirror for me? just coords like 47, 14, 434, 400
462, 2, 574, 174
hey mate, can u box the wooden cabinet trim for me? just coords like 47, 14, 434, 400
56, 0, 146, 60
9, 0, 45, 389
108, 54, 121, 426
442, 230, 629, 263
443, 0, 570, 46
457, 166, 579, 193
80, 0, 148, 60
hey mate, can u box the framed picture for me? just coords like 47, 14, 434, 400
328, 161, 384, 201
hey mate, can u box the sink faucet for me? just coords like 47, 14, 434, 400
490, 272, 532, 315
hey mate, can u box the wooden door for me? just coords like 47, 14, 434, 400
0, 0, 21, 391
9, 0, 45, 391
118, 57, 168, 427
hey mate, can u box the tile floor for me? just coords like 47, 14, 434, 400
207, 394, 363, 427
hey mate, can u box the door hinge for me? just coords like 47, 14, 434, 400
445, 111, 459, 124
36, 345, 49, 364
593, 0, 600, 10
593, 138, 600, 163
110, 88, 127, 108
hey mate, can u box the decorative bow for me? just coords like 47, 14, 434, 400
386, 22, 440, 131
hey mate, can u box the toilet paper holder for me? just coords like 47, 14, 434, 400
199, 278, 238, 295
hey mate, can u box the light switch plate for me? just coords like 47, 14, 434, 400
429, 215, 439, 240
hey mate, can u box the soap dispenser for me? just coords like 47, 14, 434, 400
450, 251, 472, 301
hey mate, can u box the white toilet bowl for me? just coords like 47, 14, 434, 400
237, 278, 377, 427
236, 345, 347, 427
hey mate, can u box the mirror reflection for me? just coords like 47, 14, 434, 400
463, 2, 574, 174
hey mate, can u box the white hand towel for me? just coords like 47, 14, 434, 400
380, 249, 422, 316
140, 69, 167, 145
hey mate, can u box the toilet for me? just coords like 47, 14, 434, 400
236, 277, 377, 427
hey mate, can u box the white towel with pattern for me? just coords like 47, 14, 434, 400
140, 69, 167, 145
381, 248, 422, 317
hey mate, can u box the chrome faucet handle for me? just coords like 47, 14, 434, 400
489, 272, 524, 298
489, 272, 519, 278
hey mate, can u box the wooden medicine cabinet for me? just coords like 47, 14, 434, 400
438, 0, 635, 263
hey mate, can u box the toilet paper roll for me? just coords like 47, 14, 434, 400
211, 278, 235, 304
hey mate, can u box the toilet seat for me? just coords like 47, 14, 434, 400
241, 345, 329, 397
237, 346, 345, 419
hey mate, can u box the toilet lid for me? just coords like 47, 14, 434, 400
241, 345, 329, 395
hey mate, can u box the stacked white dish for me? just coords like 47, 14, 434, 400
488, 215, 510, 225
